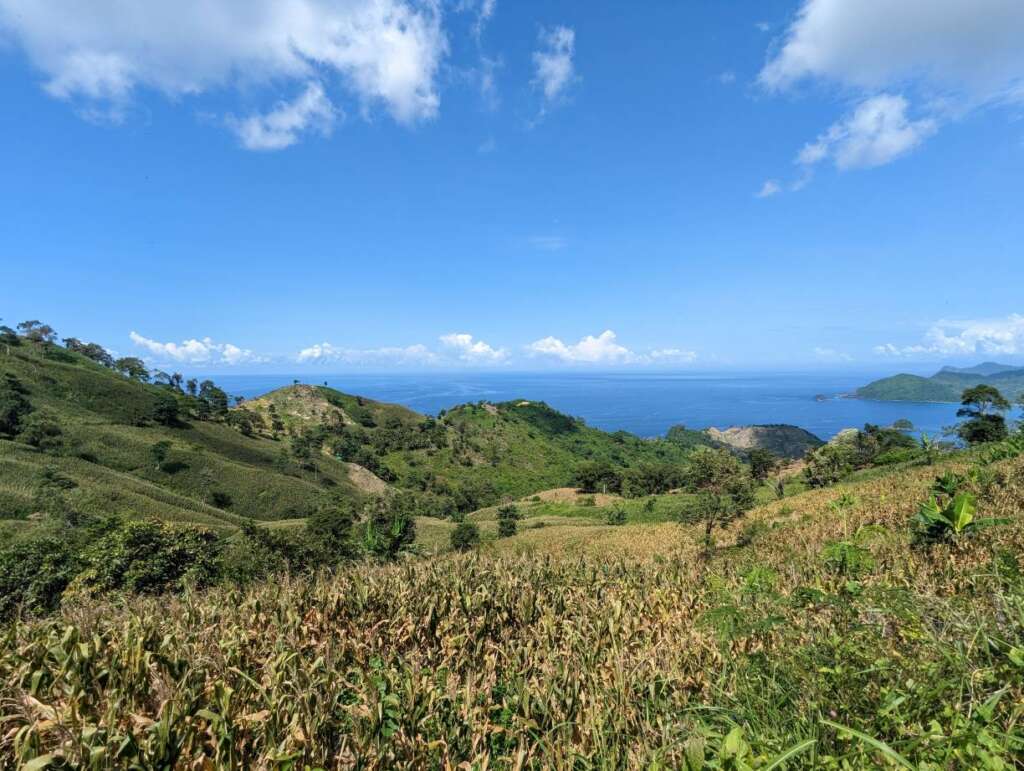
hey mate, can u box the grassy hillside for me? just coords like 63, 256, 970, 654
859, 366, 1024, 402
0, 341, 359, 530
3, 444, 1022, 767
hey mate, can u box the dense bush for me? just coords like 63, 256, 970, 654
450, 521, 481, 551
76, 519, 222, 596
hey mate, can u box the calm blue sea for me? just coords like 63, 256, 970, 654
202, 372, 993, 442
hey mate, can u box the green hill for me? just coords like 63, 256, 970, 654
857, 365, 1024, 402
1, 337, 703, 539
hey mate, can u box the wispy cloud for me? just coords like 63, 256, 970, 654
228, 82, 337, 151
756, 180, 782, 198
528, 235, 568, 251
532, 26, 577, 106
796, 93, 937, 171
813, 346, 853, 362
296, 342, 438, 366
129, 331, 266, 365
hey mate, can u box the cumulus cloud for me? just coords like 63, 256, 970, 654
528, 330, 636, 364
532, 26, 576, 104
797, 94, 937, 170
760, 0, 1024, 178
296, 342, 438, 366
756, 180, 782, 198
129, 331, 265, 365
874, 314, 1024, 358
0, 0, 447, 145
439, 333, 508, 363
229, 82, 337, 150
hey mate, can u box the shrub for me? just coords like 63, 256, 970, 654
17, 410, 63, 452
76, 520, 222, 596
605, 506, 627, 526
0, 372, 32, 436
450, 521, 481, 552
497, 504, 521, 538
0, 537, 79, 620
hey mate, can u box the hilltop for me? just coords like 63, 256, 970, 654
704, 424, 823, 459
857, 362, 1024, 402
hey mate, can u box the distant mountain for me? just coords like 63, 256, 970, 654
938, 362, 1019, 376
858, 364, 1024, 403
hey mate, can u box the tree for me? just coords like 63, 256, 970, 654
497, 503, 521, 538
150, 391, 180, 427
115, 357, 150, 382
186, 378, 198, 397
746, 448, 779, 482
892, 418, 914, 432
957, 385, 1010, 445
17, 320, 57, 343
63, 338, 114, 368
198, 380, 229, 418
150, 440, 172, 471
0, 373, 32, 436
919, 432, 939, 465
684, 448, 755, 557
572, 460, 622, 494
450, 521, 481, 552
0, 325, 20, 349
18, 411, 63, 452
306, 500, 357, 560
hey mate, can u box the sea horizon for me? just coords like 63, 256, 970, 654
197, 370, 985, 442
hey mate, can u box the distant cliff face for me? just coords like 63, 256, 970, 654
704, 424, 823, 460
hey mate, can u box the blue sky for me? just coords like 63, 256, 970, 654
1, 0, 1023, 373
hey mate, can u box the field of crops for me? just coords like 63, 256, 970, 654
2, 452, 1024, 768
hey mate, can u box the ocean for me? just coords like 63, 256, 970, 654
202, 372, 987, 442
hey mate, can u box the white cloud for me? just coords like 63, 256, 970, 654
648, 348, 698, 364
129, 331, 265, 365
755, 21, 771, 33
719, 71, 737, 85
458, 0, 496, 40
439, 332, 508, 363
759, 0, 1024, 101
760, 0, 1024, 177
297, 342, 438, 366
797, 93, 937, 170
875, 314, 1024, 358
528, 330, 636, 364
756, 179, 782, 198
229, 82, 337, 151
0, 0, 447, 144
532, 26, 576, 104
813, 346, 852, 362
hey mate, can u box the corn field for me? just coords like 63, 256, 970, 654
3, 455, 1024, 768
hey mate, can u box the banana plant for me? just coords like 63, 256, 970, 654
913, 492, 1007, 543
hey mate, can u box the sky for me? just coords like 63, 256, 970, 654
1, 0, 1023, 374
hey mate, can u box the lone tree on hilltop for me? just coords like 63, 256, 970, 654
957, 385, 1010, 445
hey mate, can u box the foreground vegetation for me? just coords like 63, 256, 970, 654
3, 439, 1024, 767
